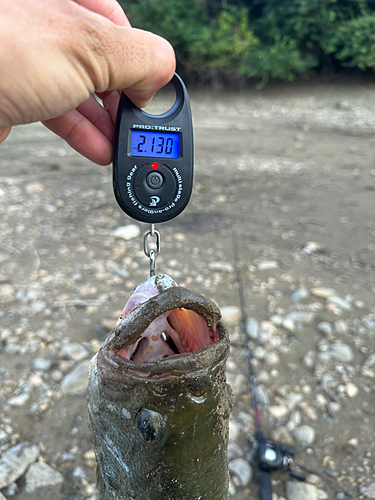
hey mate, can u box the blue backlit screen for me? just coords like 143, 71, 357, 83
131, 131, 180, 159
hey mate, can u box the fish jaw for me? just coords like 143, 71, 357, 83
109, 274, 220, 363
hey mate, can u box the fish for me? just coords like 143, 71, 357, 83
87, 273, 234, 500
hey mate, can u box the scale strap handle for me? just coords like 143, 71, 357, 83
259, 469, 272, 500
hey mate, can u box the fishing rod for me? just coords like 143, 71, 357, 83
232, 233, 306, 500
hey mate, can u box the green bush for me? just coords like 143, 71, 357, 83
121, 0, 375, 83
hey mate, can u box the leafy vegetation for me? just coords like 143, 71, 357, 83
120, 0, 375, 83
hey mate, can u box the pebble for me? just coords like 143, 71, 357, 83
318, 343, 354, 363
345, 382, 359, 398
291, 287, 310, 302
33, 358, 53, 371
286, 481, 318, 500
285, 312, 315, 324
334, 320, 348, 335
228, 458, 252, 486
245, 318, 259, 338
257, 260, 279, 271
292, 425, 316, 447
61, 342, 89, 362
61, 360, 91, 395
360, 483, 375, 498
220, 306, 241, 326
264, 352, 280, 366
0, 493, 6, 500
269, 405, 289, 419
0, 442, 40, 489
25, 461, 64, 493
112, 224, 140, 240
271, 426, 293, 445
6, 393, 30, 407
311, 287, 337, 299
327, 296, 352, 311
317, 322, 333, 335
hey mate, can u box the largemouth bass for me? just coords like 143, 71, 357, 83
88, 274, 234, 500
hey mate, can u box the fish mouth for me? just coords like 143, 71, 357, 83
100, 285, 228, 377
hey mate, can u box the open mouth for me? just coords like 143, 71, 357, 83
112, 307, 219, 363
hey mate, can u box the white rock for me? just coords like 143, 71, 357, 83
311, 288, 337, 299
25, 462, 63, 493
265, 352, 280, 366
7, 392, 30, 407
318, 343, 354, 363
258, 260, 278, 271
61, 342, 89, 362
286, 481, 318, 500
269, 405, 289, 419
33, 358, 53, 371
0, 493, 6, 500
220, 306, 241, 326
245, 318, 259, 338
292, 425, 316, 447
229, 420, 241, 442
345, 383, 359, 398
317, 489, 329, 500
228, 458, 252, 486
327, 296, 352, 311
112, 224, 140, 241
0, 442, 40, 489
61, 359, 90, 395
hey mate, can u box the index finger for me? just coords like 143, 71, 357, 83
73, 0, 130, 26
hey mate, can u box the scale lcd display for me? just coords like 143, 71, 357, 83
131, 130, 180, 159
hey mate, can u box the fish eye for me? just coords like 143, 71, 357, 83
136, 408, 168, 443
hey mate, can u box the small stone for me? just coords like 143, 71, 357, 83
0, 493, 7, 500
253, 346, 265, 360
317, 322, 333, 335
264, 352, 280, 366
302, 354, 315, 369
112, 224, 140, 240
256, 369, 271, 384
25, 461, 63, 493
306, 474, 321, 486
61, 342, 89, 362
0, 442, 40, 489
291, 287, 310, 302
284, 392, 303, 411
229, 458, 252, 486
302, 242, 322, 255
347, 438, 358, 448
228, 480, 236, 496
345, 382, 359, 398
318, 343, 354, 363
7, 392, 30, 407
245, 318, 259, 339
335, 493, 345, 500
269, 405, 289, 419
354, 300, 366, 309
286, 481, 318, 500
220, 306, 241, 326
292, 425, 316, 447
285, 312, 315, 324
327, 296, 352, 311
229, 420, 241, 442
61, 360, 90, 395
33, 358, 53, 371
360, 482, 375, 498
318, 490, 329, 500
365, 354, 375, 368
311, 288, 337, 299
257, 260, 278, 271
271, 426, 293, 445
334, 320, 348, 335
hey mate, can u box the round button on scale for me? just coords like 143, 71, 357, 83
146, 172, 164, 189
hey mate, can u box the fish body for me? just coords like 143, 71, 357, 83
88, 274, 234, 499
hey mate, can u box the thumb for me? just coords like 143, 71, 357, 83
0, 127, 12, 144
81, 21, 176, 108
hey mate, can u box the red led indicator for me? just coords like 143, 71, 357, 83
151, 162, 159, 170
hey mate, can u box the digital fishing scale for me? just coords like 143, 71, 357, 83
113, 73, 193, 224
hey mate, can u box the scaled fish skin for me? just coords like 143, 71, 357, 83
88, 274, 234, 500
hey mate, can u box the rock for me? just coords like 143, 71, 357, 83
334, 320, 348, 335
245, 318, 259, 339
0, 493, 6, 500
327, 296, 352, 311
317, 322, 333, 336
345, 382, 359, 398
285, 312, 315, 324
286, 481, 318, 500
61, 342, 89, 362
311, 288, 337, 299
112, 224, 140, 240
61, 360, 90, 395
25, 461, 63, 494
365, 354, 375, 368
269, 405, 289, 419
301, 242, 321, 254
264, 352, 280, 366
318, 343, 354, 363
33, 358, 53, 371
0, 442, 40, 489
360, 483, 375, 499
228, 458, 252, 486
291, 287, 310, 302
271, 426, 294, 445
7, 392, 30, 407
347, 438, 358, 448
284, 392, 303, 411
318, 490, 329, 499
220, 306, 241, 326
292, 425, 316, 447
257, 260, 278, 271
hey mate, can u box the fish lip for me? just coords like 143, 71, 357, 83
99, 321, 229, 378
109, 286, 222, 353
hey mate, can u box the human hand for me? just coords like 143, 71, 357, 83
0, 0, 175, 165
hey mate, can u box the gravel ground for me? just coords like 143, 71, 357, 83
0, 76, 374, 500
